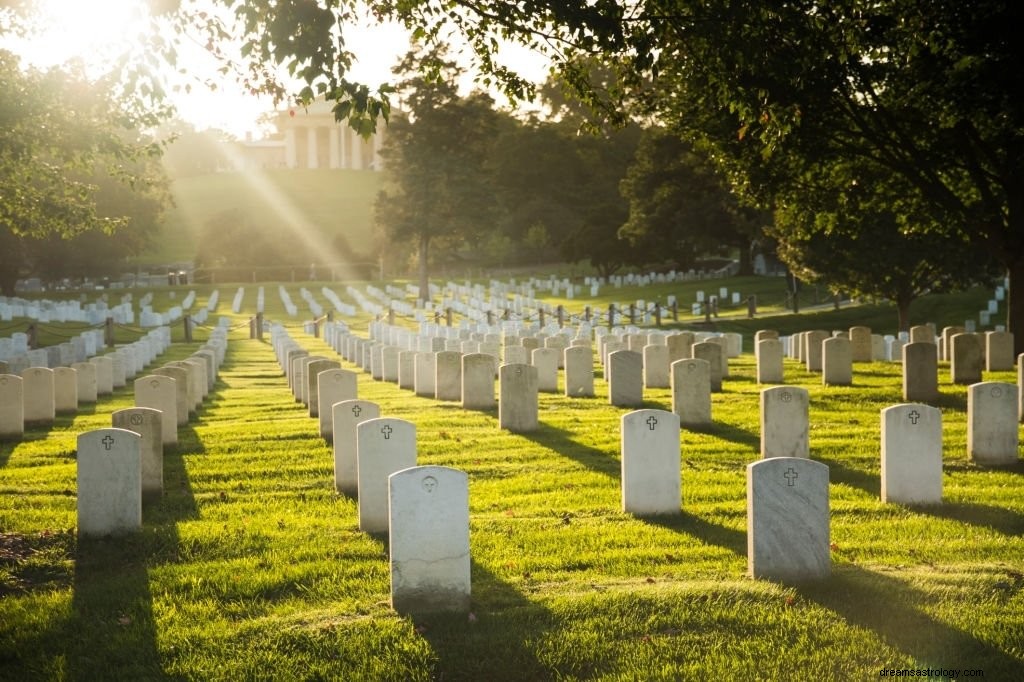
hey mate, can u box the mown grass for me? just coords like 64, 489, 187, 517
1, 283, 1022, 679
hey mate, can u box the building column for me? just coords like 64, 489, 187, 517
329, 126, 340, 169
351, 127, 363, 170
284, 128, 297, 168
306, 127, 319, 169
339, 125, 348, 168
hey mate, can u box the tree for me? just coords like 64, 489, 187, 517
486, 114, 644, 276
374, 48, 499, 303
610, 2, 1024, 349
27, 154, 168, 286
772, 160, 995, 331
619, 128, 767, 274
1, 6, 170, 293
559, 123, 645, 277
177, 2, 1024, 349
0, 51, 164, 240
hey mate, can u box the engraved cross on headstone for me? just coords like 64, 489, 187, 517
908, 410, 920, 425
781, 391, 793, 403
783, 467, 798, 486
646, 415, 658, 430
381, 425, 393, 439
352, 405, 362, 418
102, 435, 115, 450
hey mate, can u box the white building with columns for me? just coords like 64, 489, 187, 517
231, 99, 386, 171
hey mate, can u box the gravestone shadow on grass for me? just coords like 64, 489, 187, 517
66, 441, 199, 679
517, 423, 620, 479
640, 510, 747, 558
407, 560, 554, 681
798, 565, 1024, 676
910, 499, 1024, 537
813, 455, 880, 498
701, 421, 760, 451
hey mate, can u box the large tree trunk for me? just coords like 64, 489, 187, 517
417, 233, 430, 306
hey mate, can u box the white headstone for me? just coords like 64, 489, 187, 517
691, 342, 723, 392
985, 331, 1014, 371
53, 366, 78, 414
531, 347, 560, 393
951, 333, 983, 385
332, 399, 380, 495
747, 457, 830, 581
135, 375, 178, 447
671, 358, 711, 427
89, 355, 114, 396
902, 342, 938, 403
849, 326, 872, 363
0, 374, 24, 440
968, 382, 1019, 465
881, 404, 942, 505
76, 428, 142, 536
563, 346, 594, 398
21, 367, 55, 425
499, 363, 538, 432
822, 336, 852, 386
112, 407, 164, 501
301, 358, 337, 417
357, 417, 416, 533
398, 350, 417, 390
156, 365, 192, 424
71, 361, 98, 404
803, 330, 829, 373
434, 350, 463, 401
621, 409, 681, 515
642, 344, 670, 389
760, 386, 809, 459
317, 368, 358, 441
461, 353, 496, 409
607, 350, 643, 407
414, 351, 436, 398
755, 338, 784, 384
389, 466, 470, 614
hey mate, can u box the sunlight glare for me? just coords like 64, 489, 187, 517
25, 0, 149, 68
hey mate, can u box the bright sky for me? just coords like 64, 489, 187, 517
5, 0, 549, 139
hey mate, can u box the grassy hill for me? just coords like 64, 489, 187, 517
146, 169, 383, 266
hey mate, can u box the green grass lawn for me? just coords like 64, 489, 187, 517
1, 281, 1021, 679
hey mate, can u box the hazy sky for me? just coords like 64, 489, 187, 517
7, 0, 547, 139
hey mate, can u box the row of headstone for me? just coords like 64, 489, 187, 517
76, 325, 229, 537
620, 379, 1017, 582
0, 328, 173, 440
314, 313, 1018, 594
0, 294, 134, 326
269, 326, 470, 614
1, 328, 110, 372
328, 320, 733, 430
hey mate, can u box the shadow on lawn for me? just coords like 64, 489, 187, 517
911, 500, 1024, 537
410, 561, 555, 682
814, 455, 880, 497
519, 423, 620, 479
61, 442, 198, 681
642, 510, 747, 558
799, 565, 1024, 675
